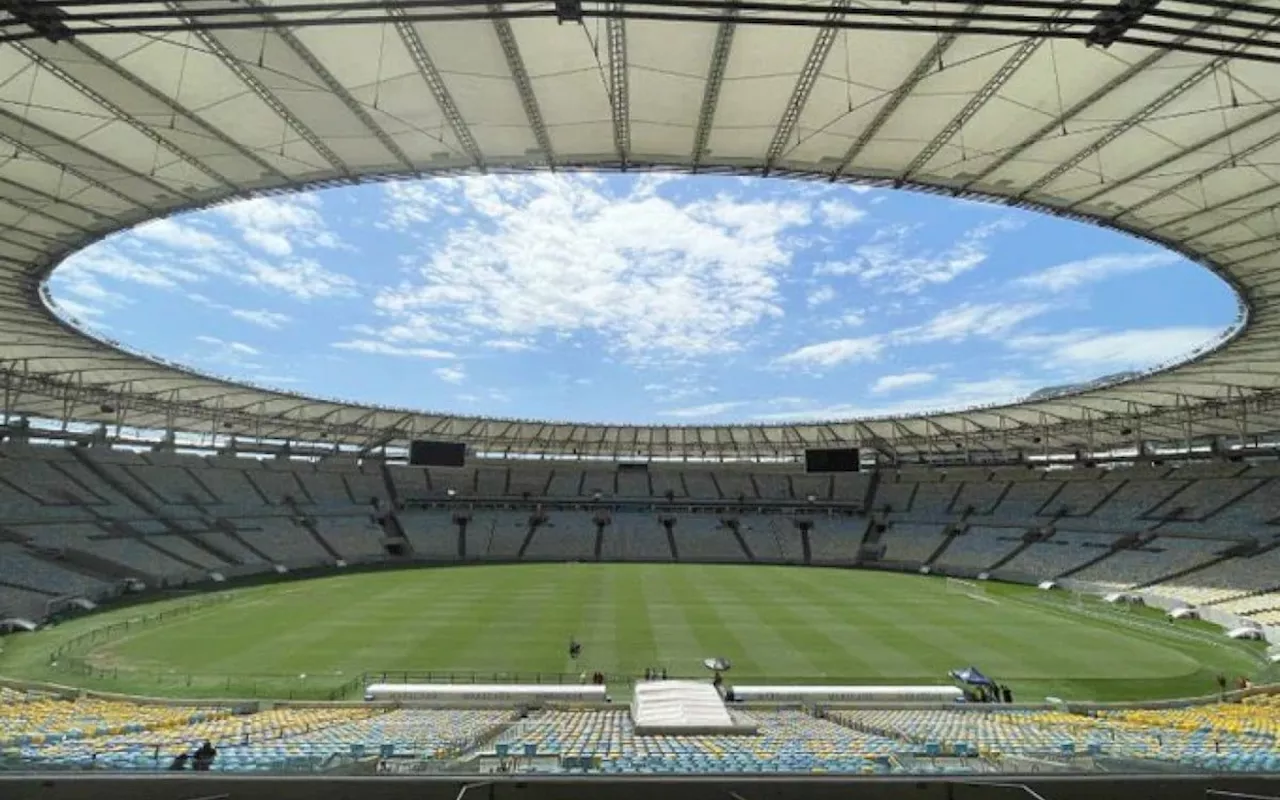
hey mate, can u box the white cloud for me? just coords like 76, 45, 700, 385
228, 308, 292, 329
332, 339, 456, 359
195, 335, 259, 355
485, 338, 536, 352
644, 378, 715, 404
775, 336, 883, 369
871, 372, 936, 394
434, 365, 467, 384
807, 285, 837, 307
1016, 252, 1179, 293
1011, 326, 1225, 371
818, 200, 866, 228
898, 302, 1048, 343
50, 297, 108, 321
241, 259, 357, 300
658, 401, 746, 418
132, 218, 225, 251
752, 376, 1042, 421
218, 195, 341, 256
814, 218, 1018, 294
369, 174, 811, 363
59, 249, 202, 291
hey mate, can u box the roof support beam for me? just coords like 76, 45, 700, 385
489, 7, 555, 165
606, 5, 630, 167
66, 39, 290, 184
1182, 198, 1280, 244
691, 9, 736, 169
830, 3, 979, 179
14, 41, 236, 192
1117, 141, 1280, 227
0, 176, 107, 226
901, 31, 1046, 179
168, 0, 351, 177
0, 131, 141, 212
0, 110, 173, 211
959, 48, 1173, 191
1153, 182, 1280, 239
1016, 38, 1268, 202
764, 0, 850, 172
1073, 103, 1280, 214
0, 195, 91, 236
242, 0, 414, 172
390, 10, 484, 169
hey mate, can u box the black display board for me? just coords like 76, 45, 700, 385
408, 440, 466, 467
804, 447, 861, 473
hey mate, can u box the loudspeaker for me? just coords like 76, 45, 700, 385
408, 440, 466, 467
804, 447, 860, 473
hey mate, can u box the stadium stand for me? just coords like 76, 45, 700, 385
932, 527, 1023, 573
524, 514, 595, 561
4, 679, 1280, 775
1068, 537, 1225, 590
806, 518, 864, 565
672, 517, 749, 563
493, 709, 902, 774
3, 442, 1280, 649
398, 511, 461, 561
606, 513, 674, 561
1146, 545, 1280, 606
995, 531, 1122, 580
880, 523, 950, 564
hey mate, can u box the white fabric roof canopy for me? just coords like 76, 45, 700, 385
0, 1, 1278, 458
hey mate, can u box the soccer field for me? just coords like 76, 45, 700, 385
0, 564, 1267, 702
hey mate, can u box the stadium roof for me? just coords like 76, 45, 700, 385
1, 0, 1279, 460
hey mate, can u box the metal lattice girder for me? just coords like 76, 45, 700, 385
390, 11, 483, 168
168, 0, 351, 176
765, 0, 850, 170
489, 5, 555, 164
831, 1, 982, 178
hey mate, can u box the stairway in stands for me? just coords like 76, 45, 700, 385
727, 521, 755, 562
284, 498, 342, 562
922, 525, 962, 568
1058, 534, 1142, 579
987, 528, 1050, 572
69, 448, 228, 568
516, 518, 539, 560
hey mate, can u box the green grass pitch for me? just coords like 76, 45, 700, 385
0, 564, 1269, 702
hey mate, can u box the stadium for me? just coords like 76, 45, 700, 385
1, 0, 1280, 798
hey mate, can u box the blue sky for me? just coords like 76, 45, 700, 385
48, 174, 1239, 424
